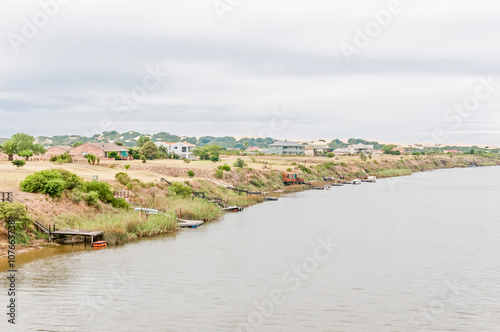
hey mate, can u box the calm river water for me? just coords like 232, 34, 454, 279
1, 167, 500, 331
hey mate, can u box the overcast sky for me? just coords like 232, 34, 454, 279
1, 0, 499, 145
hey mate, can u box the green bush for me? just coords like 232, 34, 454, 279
233, 158, 247, 168
187, 170, 195, 178
44, 179, 67, 197
210, 155, 219, 163
49, 153, 73, 163
84, 191, 100, 206
20, 169, 83, 197
298, 165, 312, 174
124, 165, 131, 170
0, 202, 33, 234
81, 181, 115, 204
108, 151, 119, 160
218, 164, 231, 171
12, 160, 26, 169
112, 198, 129, 209
115, 172, 131, 185
215, 169, 224, 179
168, 182, 192, 198
141, 155, 147, 163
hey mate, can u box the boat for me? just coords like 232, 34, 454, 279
367, 176, 376, 183
311, 186, 325, 190
263, 197, 279, 201
222, 206, 244, 212
351, 179, 362, 185
134, 208, 159, 215
92, 241, 107, 248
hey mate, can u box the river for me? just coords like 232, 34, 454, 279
1, 167, 500, 331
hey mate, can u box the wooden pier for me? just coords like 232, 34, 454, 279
50, 229, 104, 246
178, 219, 204, 228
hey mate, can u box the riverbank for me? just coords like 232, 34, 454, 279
1, 153, 499, 258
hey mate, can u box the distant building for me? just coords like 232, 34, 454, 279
267, 140, 305, 155
43, 145, 72, 159
333, 143, 374, 155
70, 143, 129, 160
246, 146, 262, 154
156, 142, 195, 159
444, 150, 463, 154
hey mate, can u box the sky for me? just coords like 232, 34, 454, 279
1, 0, 499, 145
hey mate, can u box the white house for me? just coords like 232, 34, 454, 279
155, 142, 196, 159
334, 143, 374, 155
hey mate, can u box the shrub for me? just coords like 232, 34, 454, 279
84, 191, 100, 206
286, 167, 292, 172
183, 158, 191, 163
85, 154, 97, 165
0, 202, 33, 235
298, 165, 312, 174
168, 182, 192, 198
44, 179, 66, 197
108, 151, 119, 160
132, 153, 140, 159
124, 165, 131, 170
20, 169, 83, 197
233, 158, 247, 168
81, 181, 115, 204
218, 164, 231, 171
112, 198, 129, 209
249, 177, 265, 188
187, 170, 195, 178
141, 155, 147, 163
215, 169, 224, 179
12, 160, 26, 169
326, 153, 335, 158
210, 155, 219, 163
115, 172, 131, 185
50, 153, 73, 164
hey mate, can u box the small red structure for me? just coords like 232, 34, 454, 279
282, 173, 305, 185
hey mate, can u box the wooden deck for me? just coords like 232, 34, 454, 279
178, 219, 204, 228
50, 229, 104, 245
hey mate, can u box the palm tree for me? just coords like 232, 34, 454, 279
0, 140, 17, 161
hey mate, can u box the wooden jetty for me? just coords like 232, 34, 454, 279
50, 229, 104, 246
178, 218, 204, 228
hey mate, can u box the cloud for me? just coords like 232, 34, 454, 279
0, 0, 499, 145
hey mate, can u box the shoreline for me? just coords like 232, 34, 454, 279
1, 155, 499, 262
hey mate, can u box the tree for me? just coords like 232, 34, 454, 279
73, 142, 84, 148
0, 140, 17, 161
137, 136, 151, 148
382, 145, 397, 154
12, 160, 26, 169
32, 144, 46, 155
194, 147, 210, 160
18, 149, 33, 161
139, 141, 158, 159
85, 154, 97, 165
359, 153, 367, 162
233, 158, 247, 168
11, 133, 34, 152
108, 151, 119, 160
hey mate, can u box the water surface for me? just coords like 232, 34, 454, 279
1, 167, 500, 331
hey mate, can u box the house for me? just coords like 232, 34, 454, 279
305, 146, 315, 156
334, 143, 374, 155
43, 145, 72, 159
267, 140, 305, 155
333, 148, 350, 155
69, 143, 130, 160
246, 146, 262, 154
350, 143, 374, 154
156, 142, 195, 159
307, 139, 333, 155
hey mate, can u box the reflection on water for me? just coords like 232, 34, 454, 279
1, 167, 500, 331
